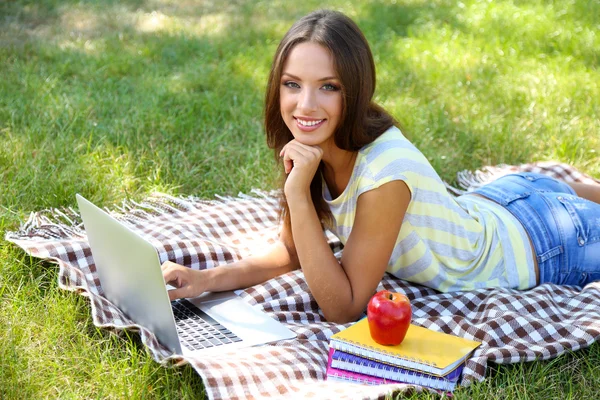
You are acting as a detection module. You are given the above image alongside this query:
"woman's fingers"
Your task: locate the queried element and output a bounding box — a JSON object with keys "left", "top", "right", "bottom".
{"left": 167, "top": 285, "right": 191, "bottom": 301}
{"left": 162, "top": 261, "right": 188, "bottom": 287}
{"left": 162, "top": 261, "right": 206, "bottom": 301}
{"left": 283, "top": 140, "right": 323, "bottom": 157}
{"left": 161, "top": 261, "right": 192, "bottom": 301}
{"left": 282, "top": 150, "right": 294, "bottom": 174}
{"left": 160, "top": 260, "right": 172, "bottom": 271}
{"left": 280, "top": 141, "right": 323, "bottom": 174}
{"left": 282, "top": 146, "right": 311, "bottom": 174}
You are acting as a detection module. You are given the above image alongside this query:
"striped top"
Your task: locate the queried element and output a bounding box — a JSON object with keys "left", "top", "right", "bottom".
{"left": 323, "top": 126, "right": 536, "bottom": 292}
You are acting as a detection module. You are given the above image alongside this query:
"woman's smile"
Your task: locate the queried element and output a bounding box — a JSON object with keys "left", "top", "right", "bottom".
{"left": 295, "top": 117, "right": 326, "bottom": 131}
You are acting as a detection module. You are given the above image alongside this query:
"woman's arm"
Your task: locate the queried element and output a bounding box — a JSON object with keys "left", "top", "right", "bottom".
{"left": 287, "top": 179, "right": 410, "bottom": 323}
{"left": 162, "top": 236, "right": 299, "bottom": 301}
{"left": 164, "top": 177, "right": 409, "bottom": 319}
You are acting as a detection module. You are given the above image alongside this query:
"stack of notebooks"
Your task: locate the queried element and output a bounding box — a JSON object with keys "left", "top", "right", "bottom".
{"left": 326, "top": 318, "right": 481, "bottom": 392}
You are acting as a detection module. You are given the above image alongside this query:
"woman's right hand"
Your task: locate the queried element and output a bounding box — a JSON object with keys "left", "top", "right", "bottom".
{"left": 280, "top": 139, "right": 323, "bottom": 201}
{"left": 161, "top": 261, "right": 207, "bottom": 301}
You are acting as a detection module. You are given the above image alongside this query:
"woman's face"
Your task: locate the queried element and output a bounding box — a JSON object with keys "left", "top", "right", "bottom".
{"left": 279, "top": 42, "right": 342, "bottom": 148}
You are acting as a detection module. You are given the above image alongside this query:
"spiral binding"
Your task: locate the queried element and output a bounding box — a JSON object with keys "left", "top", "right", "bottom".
{"left": 336, "top": 338, "right": 438, "bottom": 367}
{"left": 333, "top": 354, "right": 457, "bottom": 392}
{"left": 328, "top": 372, "right": 382, "bottom": 386}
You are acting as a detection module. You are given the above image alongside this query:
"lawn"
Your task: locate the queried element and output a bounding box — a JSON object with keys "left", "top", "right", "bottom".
{"left": 1, "top": 0, "right": 599, "bottom": 398}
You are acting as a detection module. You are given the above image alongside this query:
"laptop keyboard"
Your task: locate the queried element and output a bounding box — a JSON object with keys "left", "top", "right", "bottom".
{"left": 171, "top": 299, "right": 242, "bottom": 350}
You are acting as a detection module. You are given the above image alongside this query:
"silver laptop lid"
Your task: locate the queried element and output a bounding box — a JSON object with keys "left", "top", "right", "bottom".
{"left": 76, "top": 194, "right": 182, "bottom": 354}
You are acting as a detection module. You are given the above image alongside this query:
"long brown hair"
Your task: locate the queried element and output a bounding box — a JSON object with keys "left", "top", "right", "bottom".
{"left": 264, "top": 10, "right": 396, "bottom": 229}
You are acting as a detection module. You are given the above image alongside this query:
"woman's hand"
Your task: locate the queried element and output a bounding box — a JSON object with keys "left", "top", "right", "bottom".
{"left": 279, "top": 140, "right": 323, "bottom": 201}
{"left": 161, "top": 261, "right": 207, "bottom": 301}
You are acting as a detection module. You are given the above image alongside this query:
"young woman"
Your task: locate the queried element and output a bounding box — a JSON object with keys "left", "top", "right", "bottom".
{"left": 162, "top": 10, "right": 600, "bottom": 324}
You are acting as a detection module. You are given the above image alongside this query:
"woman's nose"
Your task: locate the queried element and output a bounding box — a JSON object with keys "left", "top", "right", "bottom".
{"left": 298, "top": 89, "right": 318, "bottom": 112}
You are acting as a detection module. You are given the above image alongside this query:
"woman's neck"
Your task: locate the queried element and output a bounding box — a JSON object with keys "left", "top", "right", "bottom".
{"left": 320, "top": 144, "right": 358, "bottom": 199}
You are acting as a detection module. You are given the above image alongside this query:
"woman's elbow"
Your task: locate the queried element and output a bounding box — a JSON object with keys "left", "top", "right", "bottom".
{"left": 321, "top": 306, "right": 364, "bottom": 324}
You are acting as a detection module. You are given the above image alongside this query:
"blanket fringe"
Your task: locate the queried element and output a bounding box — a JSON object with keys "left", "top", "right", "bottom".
{"left": 455, "top": 167, "right": 509, "bottom": 192}
{"left": 456, "top": 161, "right": 600, "bottom": 191}
{"left": 5, "top": 190, "right": 279, "bottom": 242}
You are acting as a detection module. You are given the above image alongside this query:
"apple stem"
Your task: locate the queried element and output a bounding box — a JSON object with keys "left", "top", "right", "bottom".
{"left": 388, "top": 294, "right": 394, "bottom": 301}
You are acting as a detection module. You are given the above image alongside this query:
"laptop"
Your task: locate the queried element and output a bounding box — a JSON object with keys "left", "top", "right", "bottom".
{"left": 76, "top": 194, "right": 296, "bottom": 356}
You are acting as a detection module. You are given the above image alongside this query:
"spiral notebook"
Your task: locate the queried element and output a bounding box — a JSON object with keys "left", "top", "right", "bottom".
{"left": 329, "top": 348, "right": 462, "bottom": 391}
{"left": 326, "top": 348, "right": 404, "bottom": 386}
{"left": 329, "top": 318, "right": 480, "bottom": 377}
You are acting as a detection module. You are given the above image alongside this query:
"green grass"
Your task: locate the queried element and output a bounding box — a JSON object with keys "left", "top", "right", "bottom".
{"left": 1, "top": 0, "right": 599, "bottom": 398}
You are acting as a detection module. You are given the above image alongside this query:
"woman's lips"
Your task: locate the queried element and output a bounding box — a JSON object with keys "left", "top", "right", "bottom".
{"left": 295, "top": 117, "right": 325, "bottom": 132}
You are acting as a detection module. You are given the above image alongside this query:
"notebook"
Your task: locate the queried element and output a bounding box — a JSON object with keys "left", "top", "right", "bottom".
{"left": 326, "top": 348, "right": 403, "bottom": 386}
{"left": 329, "top": 318, "right": 480, "bottom": 377}
{"left": 330, "top": 348, "right": 462, "bottom": 392}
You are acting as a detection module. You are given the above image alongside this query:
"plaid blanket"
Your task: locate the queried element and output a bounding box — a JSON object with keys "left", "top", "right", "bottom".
{"left": 6, "top": 162, "right": 600, "bottom": 400}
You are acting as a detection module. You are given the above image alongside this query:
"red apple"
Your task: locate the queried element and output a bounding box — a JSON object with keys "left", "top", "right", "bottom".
{"left": 367, "top": 290, "right": 412, "bottom": 346}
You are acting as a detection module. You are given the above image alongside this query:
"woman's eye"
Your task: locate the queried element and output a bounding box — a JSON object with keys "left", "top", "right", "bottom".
{"left": 283, "top": 81, "right": 300, "bottom": 89}
{"left": 322, "top": 83, "right": 340, "bottom": 91}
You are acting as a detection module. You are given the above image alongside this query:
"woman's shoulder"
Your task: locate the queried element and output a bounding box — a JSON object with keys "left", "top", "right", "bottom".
{"left": 359, "top": 125, "right": 421, "bottom": 161}
{"left": 354, "top": 124, "right": 437, "bottom": 185}
{"left": 349, "top": 126, "right": 417, "bottom": 197}
{"left": 368, "top": 125, "right": 404, "bottom": 144}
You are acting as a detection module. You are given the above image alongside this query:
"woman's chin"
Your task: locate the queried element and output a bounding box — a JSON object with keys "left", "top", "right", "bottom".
{"left": 290, "top": 131, "right": 332, "bottom": 148}
{"left": 293, "top": 137, "right": 320, "bottom": 147}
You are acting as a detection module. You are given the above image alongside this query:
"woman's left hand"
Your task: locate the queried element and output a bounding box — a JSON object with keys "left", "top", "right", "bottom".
{"left": 279, "top": 140, "right": 323, "bottom": 201}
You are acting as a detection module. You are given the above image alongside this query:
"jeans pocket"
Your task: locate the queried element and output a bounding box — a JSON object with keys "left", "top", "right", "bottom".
{"left": 558, "top": 271, "right": 600, "bottom": 287}
{"left": 557, "top": 195, "right": 600, "bottom": 246}
{"left": 497, "top": 191, "right": 530, "bottom": 206}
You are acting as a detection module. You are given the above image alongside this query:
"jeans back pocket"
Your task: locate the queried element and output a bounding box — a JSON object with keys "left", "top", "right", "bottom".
{"left": 557, "top": 195, "right": 600, "bottom": 246}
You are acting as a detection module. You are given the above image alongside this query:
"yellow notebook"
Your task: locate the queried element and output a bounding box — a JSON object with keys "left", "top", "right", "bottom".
{"left": 329, "top": 318, "right": 481, "bottom": 377}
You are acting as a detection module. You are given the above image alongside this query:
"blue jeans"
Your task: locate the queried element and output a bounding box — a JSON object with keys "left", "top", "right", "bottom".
{"left": 472, "top": 172, "right": 600, "bottom": 287}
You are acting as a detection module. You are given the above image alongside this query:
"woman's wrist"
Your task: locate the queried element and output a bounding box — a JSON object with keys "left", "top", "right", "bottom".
{"left": 200, "top": 267, "right": 219, "bottom": 292}
{"left": 284, "top": 190, "right": 313, "bottom": 210}
{"left": 202, "top": 262, "right": 247, "bottom": 293}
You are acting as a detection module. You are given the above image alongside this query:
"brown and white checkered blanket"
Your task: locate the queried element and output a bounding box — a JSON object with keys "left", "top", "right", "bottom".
{"left": 6, "top": 162, "right": 600, "bottom": 400}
